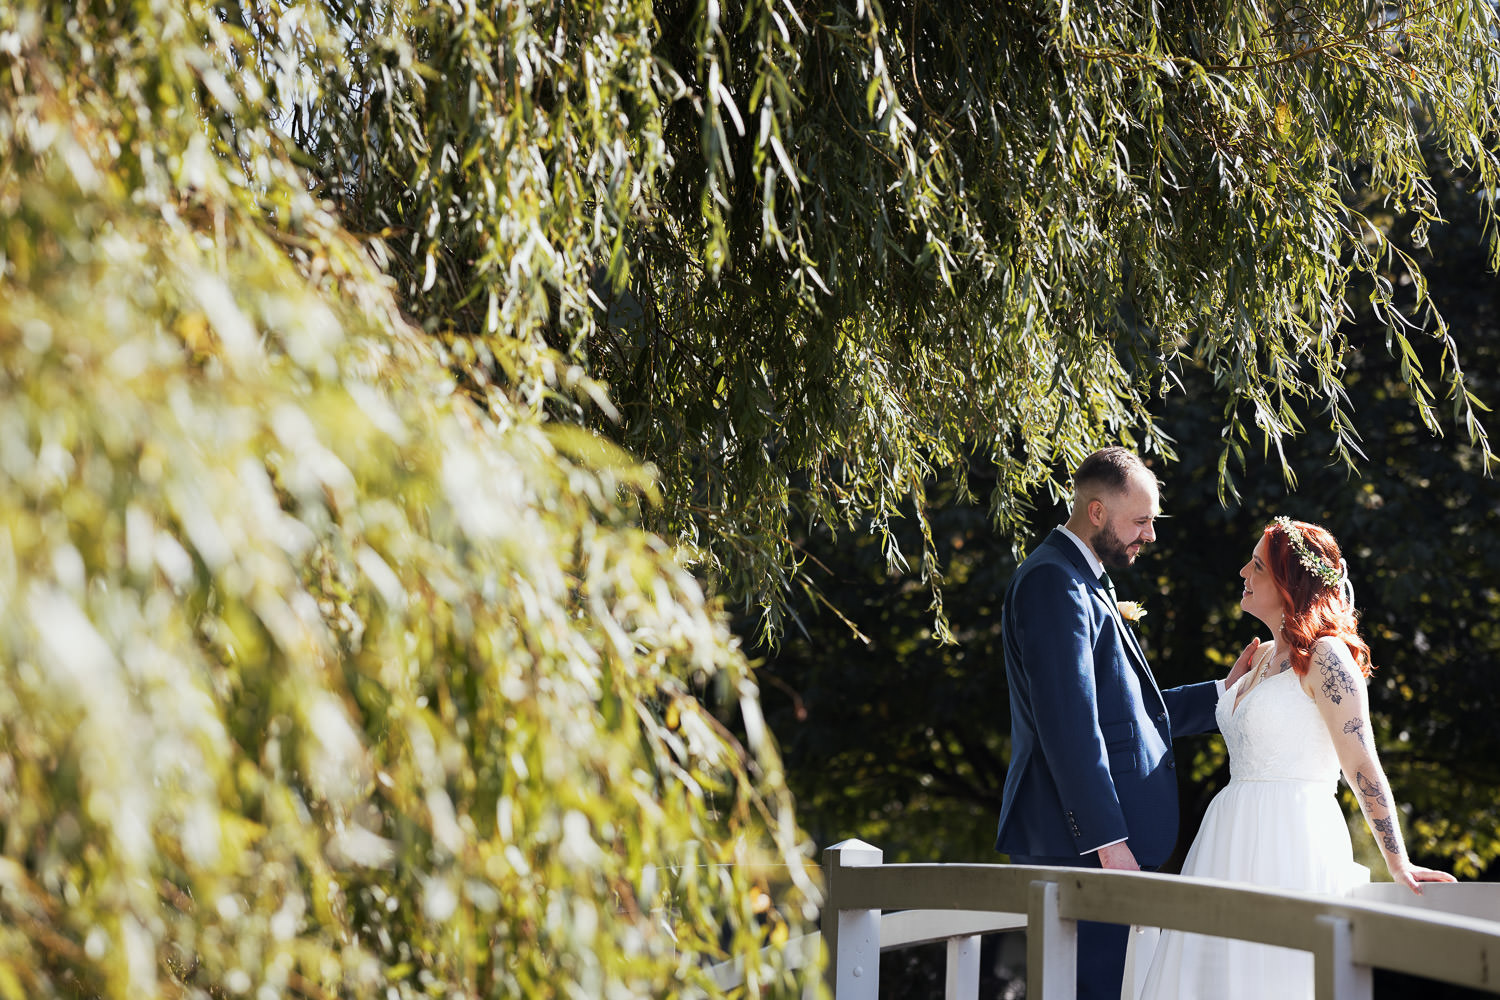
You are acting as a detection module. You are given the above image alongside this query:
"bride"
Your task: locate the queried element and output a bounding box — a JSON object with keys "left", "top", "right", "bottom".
{"left": 1125, "top": 517, "right": 1455, "bottom": 1000}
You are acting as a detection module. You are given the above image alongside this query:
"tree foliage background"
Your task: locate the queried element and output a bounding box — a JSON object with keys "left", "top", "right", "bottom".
{"left": 3, "top": 0, "right": 1499, "bottom": 997}
{"left": 284, "top": 0, "right": 1500, "bottom": 639}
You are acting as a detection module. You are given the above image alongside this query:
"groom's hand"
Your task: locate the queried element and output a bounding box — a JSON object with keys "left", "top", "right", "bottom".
{"left": 1226, "top": 637, "right": 1261, "bottom": 687}
{"left": 1097, "top": 842, "right": 1140, "bottom": 871}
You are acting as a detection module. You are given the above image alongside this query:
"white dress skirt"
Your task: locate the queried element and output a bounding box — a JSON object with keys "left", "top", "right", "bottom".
{"left": 1123, "top": 665, "right": 1369, "bottom": 1000}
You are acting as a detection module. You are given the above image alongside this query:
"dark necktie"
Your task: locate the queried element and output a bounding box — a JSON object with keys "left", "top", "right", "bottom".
{"left": 1099, "top": 571, "right": 1117, "bottom": 602}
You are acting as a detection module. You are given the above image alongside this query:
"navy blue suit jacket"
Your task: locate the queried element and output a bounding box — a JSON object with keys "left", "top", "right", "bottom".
{"left": 995, "top": 530, "right": 1220, "bottom": 868}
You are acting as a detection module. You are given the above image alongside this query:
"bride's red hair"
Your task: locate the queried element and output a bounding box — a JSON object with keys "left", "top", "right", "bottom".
{"left": 1263, "top": 519, "right": 1373, "bottom": 678}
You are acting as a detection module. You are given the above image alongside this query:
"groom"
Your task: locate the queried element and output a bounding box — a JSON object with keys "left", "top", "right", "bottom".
{"left": 995, "top": 447, "right": 1223, "bottom": 1000}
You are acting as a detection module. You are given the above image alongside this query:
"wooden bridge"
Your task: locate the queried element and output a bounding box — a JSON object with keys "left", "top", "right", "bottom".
{"left": 711, "top": 839, "right": 1500, "bottom": 999}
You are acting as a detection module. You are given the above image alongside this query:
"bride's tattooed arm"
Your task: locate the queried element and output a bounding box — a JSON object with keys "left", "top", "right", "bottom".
{"left": 1316, "top": 644, "right": 1359, "bottom": 705}
{"left": 1372, "top": 815, "right": 1400, "bottom": 855}
{"left": 1355, "top": 770, "right": 1389, "bottom": 809}
{"left": 1308, "top": 637, "right": 1413, "bottom": 875}
{"left": 1310, "top": 638, "right": 1456, "bottom": 893}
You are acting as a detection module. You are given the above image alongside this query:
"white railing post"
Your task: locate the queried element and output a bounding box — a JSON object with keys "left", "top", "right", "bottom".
{"left": 1314, "top": 914, "right": 1372, "bottom": 1000}
{"left": 822, "top": 839, "right": 883, "bottom": 1000}
{"left": 944, "top": 935, "right": 981, "bottom": 1000}
{"left": 1027, "top": 878, "right": 1077, "bottom": 1000}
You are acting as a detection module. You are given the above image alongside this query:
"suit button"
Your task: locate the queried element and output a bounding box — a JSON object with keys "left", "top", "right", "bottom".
{"left": 1167, "top": 758, "right": 1176, "bottom": 770}
{"left": 1156, "top": 712, "right": 1167, "bottom": 723}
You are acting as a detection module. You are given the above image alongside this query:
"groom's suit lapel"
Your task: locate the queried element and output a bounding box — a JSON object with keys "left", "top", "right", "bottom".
{"left": 1121, "top": 609, "right": 1166, "bottom": 707}
{"left": 1108, "top": 585, "right": 1166, "bottom": 710}
{"left": 1045, "top": 531, "right": 1165, "bottom": 706}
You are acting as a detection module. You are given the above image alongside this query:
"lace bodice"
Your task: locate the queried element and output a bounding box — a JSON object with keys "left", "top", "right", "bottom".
{"left": 1216, "top": 667, "right": 1341, "bottom": 783}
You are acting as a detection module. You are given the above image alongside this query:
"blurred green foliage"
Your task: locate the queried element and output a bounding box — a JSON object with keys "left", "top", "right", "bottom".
{"left": 0, "top": 3, "right": 815, "bottom": 998}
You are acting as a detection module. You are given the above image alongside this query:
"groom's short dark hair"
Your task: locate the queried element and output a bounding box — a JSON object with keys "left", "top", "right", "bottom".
{"left": 1073, "top": 447, "right": 1152, "bottom": 496}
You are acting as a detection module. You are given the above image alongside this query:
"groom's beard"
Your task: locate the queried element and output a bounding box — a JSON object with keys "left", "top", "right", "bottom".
{"left": 1093, "top": 523, "right": 1142, "bottom": 568}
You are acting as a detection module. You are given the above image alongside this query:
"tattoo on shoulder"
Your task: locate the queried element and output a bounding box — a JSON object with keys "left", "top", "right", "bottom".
{"left": 1373, "top": 815, "right": 1399, "bottom": 854}
{"left": 1317, "top": 646, "right": 1358, "bottom": 705}
{"left": 1343, "top": 718, "right": 1368, "bottom": 747}
{"left": 1356, "top": 770, "right": 1390, "bottom": 809}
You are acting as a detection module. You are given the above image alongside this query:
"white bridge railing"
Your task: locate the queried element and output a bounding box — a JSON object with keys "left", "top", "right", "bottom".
{"left": 711, "top": 838, "right": 1500, "bottom": 999}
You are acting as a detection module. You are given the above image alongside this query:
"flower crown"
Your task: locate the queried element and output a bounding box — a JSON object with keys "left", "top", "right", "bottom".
{"left": 1272, "top": 516, "right": 1344, "bottom": 588}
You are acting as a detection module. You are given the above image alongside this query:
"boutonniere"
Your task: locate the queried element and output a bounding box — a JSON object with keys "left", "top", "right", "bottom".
{"left": 1117, "top": 601, "right": 1146, "bottom": 626}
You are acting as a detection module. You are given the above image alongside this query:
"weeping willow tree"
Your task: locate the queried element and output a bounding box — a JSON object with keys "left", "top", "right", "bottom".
{"left": 267, "top": 0, "right": 1500, "bottom": 638}
{"left": 0, "top": 4, "right": 816, "bottom": 999}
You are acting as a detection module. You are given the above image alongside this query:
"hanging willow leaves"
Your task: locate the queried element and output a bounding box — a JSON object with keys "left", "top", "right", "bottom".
{"left": 281, "top": 0, "right": 1500, "bottom": 639}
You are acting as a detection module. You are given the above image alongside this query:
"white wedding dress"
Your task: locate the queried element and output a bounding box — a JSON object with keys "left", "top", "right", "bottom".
{"left": 1124, "top": 664, "right": 1370, "bottom": 1000}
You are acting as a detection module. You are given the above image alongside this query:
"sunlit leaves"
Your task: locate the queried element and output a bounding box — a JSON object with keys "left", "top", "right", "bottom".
{"left": 0, "top": 2, "right": 819, "bottom": 998}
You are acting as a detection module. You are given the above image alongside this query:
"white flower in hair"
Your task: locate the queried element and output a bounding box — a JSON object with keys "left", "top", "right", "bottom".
{"left": 1272, "top": 516, "right": 1354, "bottom": 604}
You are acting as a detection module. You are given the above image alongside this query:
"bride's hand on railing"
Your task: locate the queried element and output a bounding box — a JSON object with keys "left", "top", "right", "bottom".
{"left": 1224, "top": 637, "right": 1260, "bottom": 688}
{"left": 1391, "top": 860, "right": 1458, "bottom": 895}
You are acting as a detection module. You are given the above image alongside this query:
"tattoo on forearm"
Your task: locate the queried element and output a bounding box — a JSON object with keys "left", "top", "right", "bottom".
{"left": 1373, "top": 815, "right": 1399, "bottom": 855}
{"left": 1343, "top": 718, "right": 1368, "bottom": 747}
{"left": 1356, "top": 771, "right": 1390, "bottom": 809}
{"left": 1317, "top": 647, "right": 1358, "bottom": 705}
